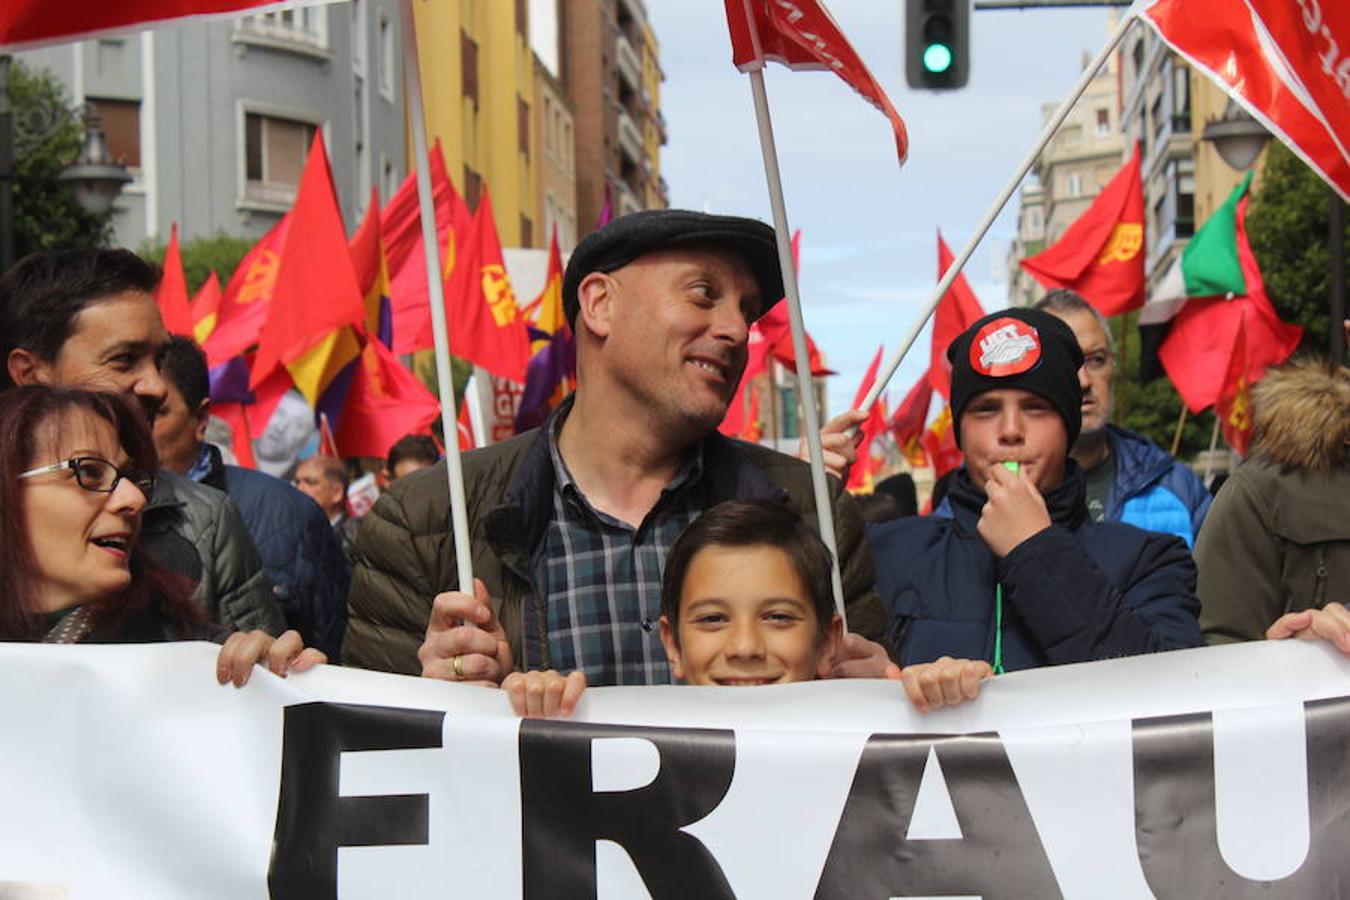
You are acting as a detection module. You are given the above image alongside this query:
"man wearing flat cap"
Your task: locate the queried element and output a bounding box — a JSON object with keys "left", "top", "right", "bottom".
{"left": 345, "top": 210, "right": 892, "bottom": 683}
{"left": 867, "top": 308, "right": 1204, "bottom": 683}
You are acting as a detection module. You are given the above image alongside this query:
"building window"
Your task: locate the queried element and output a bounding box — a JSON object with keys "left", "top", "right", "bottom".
{"left": 378, "top": 14, "right": 395, "bottom": 99}
{"left": 381, "top": 154, "right": 398, "bottom": 202}
{"left": 1065, "top": 171, "right": 1083, "bottom": 197}
{"left": 463, "top": 166, "right": 482, "bottom": 211}
{"left": 1171, "top": 64, "right": 1191, "bottom": 133}
{"left": 350, "top": 0, "right": 365, "bottom": 73}
{"left": 244, "top": 112, "right": 317, "bottom": 205}
{"left": 520, "top": 215, "right": 533, "bottom": 248}
{"left": 518, "top": 97, "right": 530, "bottom": 158}
{"left": 1095, "top": 108, "right": 1110, "bottom": 137}
{"left": 1175, "top": 166, "right": 1195, "bottom": 238}
{"left": 1131, "top": 40, "right": 1145, "bottom": 82}
{"left": 515, "top": 0, "right": 527, "bottom": 39}
{"left": 237, "top": 7, "right": 328, "bottom": 51}
{"left": 1151, "top": 93, "right": 1166, "bottom": 143}
{"left": 88, "top": 98, "right": 140, "bottom": 168}
{"left": 462, "top": 31, "right": 479, "bottom": 108}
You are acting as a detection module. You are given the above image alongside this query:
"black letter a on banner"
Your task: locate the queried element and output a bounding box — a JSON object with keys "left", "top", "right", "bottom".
{"left": 1133, "top": 696, "right": 1350, "bottom": 897}
{"left": 518, "top": 720, "right": 736, "bottom": 900}
{"left": 815, "top": 732, "right": 1062, "bottom": 899}
{"left": 267, "top": 702, "right": 444, "bottom": 899}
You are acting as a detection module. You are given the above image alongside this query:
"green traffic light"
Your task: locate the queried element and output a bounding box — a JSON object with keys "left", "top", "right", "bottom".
{"left": 923, "top": 42, "right": 953, "bottom": 73}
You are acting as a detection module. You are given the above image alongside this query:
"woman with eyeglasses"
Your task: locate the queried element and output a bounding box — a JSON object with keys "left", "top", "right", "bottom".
{"left": 1, "top": 385, "right": 324, "bottom": 685}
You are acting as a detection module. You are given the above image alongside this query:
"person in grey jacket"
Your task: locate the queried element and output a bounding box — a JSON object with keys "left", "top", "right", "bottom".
{"left": 0, "top": 248, "right": 283, "bottom": 634}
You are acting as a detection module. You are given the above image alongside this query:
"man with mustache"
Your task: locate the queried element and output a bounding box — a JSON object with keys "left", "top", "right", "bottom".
{"left": 346, "top": 210, "right": 891, "bottom": 685}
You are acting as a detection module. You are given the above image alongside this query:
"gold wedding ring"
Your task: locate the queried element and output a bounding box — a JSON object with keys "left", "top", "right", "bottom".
{"left": 452, "top": 654, "right": 464, "bottom": 679}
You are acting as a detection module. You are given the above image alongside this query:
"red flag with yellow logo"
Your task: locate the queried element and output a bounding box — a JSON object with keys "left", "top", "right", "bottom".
{"left": 890, "top": 371, "right": 933, "bottom": 469}
{"left": 1215, "top": 313, "right": 1256, "bottom": 456}
{"left": 416, "top": 187, "right": 531, "bottom": 383}
{"left": 203, "top": 216, "right": 291, "bottom": 367}
{"left": 1020, "top": 144, "right": 1146, "bottom": 316}
{"left": 920, "top": 405, "right": 963, "bottom": 479}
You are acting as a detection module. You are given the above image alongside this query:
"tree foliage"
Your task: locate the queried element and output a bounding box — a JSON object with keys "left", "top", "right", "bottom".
{"left": 1245, "top": 141, "right": 1349, "bottom": 355}
{"left": 9, "top": 61, "right": 112, "bottom": 259}
{"left": 140, "top": 232, "right": 255, "bottom": 295}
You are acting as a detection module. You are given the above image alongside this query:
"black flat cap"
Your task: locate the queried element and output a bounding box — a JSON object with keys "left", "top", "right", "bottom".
{"left": 562, "top": 209, "right": 784, "bottom": 327}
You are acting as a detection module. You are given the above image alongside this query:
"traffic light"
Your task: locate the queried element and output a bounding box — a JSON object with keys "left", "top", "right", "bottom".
{"left": 906, "top": 0, "right": 970, "bottom": 90}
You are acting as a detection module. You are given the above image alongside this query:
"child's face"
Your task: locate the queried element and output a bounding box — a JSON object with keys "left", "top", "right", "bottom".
{"left": 660, "top": 544, "right": 841, "bottom": 686}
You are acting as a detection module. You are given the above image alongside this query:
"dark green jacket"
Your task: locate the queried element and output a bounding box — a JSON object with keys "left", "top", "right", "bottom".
{"left": 345, "top": 426, "right": 886, "bottom": 675}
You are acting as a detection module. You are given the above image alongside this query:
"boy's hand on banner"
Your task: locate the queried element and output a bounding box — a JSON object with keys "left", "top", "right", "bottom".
{"left": 503, "top": 669, "right": 587, "bottom": 718}
{"left": 419, "top": 578, "right": 514, "bottom": 686}
{"left": 978, "top": 464, "right": 1051, "bottom": 558}
{"left": 799, "top": 409, "right": 868, "bottom": 481}
{"left": 1267, "top": 602, "right": 1350, "bottom": 656}
{"left": 830, "top": 633, "right": 902, "bottom": 680}
{"left": 899, "top": 657, "right": 992, "bottom": 713}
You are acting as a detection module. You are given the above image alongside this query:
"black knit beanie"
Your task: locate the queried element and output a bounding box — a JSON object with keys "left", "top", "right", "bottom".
{"left": 946, "top": 307, "right": 1085, "bottom": 449}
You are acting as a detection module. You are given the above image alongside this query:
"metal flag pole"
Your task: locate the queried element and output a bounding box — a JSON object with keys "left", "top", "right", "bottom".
{"left": 860, "top": 3, "right": 1140, "bottom": 411}
{"left": 398, "top": 0, "right": 473, "bottom": 591}
{"left": 740, "top": 0, "right": 848, "bottom": 629}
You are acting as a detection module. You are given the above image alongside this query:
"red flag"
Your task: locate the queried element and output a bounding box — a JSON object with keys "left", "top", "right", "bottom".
{"left": 723, "top": 0, "right": 908, "bottom": 164}
{"left": 203, "top": 217, "right": 290, "bottom": 367}
{"left": 334, "top": 340, "right": 441, "bottom": 459}
{"left": 457, "top": 399, "right": 476, "bottom": 451}
{"left": 189, "top": 271, "right": 221, "bottom": 344}
{"left": 416, "top": 188, "right": 531, "bottom": 382}
{"left": 211, "top": 360, "right": 289, "bottom": 469}
{"left": 932, "top": 232, "right": 986, "bottom": 400}
{"left": 1142, "top": 0, "right": 1349, "bottom": 200}
{"left": 921, "top": 405, "right": 963, "bottom": 478}
{"left": 155, "top": 222, "right": 193, "bottom": 336}
{"left": 0, "top": 0, "right": 272, "bottom": 50}
{"left": 1159, "top": 193, "right": 1302, "bottom": 412}
{"left": 1215, "top": 314, "right": 1255, "bottom": 456}
{"left": 889, "top": 371, "right": 933, "bottom": 468}
{"left": 250, "top": 132, "right": 366, "bottom": 388}
{"left": 719, "top": 316, "right": 771, "bottom": 438}
{"left": 846, "top": 346, "right": 887, "bottom": 491}
{"left": 384, "top": 141, "right": 474, "bottom": 355}
{"left": 1021, "top": 144, "right": 1147, "bottom": 316}
{"left": 349, "top": 188, "right": 394, "bottom": 345}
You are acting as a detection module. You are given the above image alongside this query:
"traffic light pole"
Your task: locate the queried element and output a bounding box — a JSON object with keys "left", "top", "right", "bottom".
{"left": 861, "top": 5, "right": 1139, "bottom": 411}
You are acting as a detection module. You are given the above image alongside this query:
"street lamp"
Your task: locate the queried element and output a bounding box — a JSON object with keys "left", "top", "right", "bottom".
{"left": 1200, "top": 99, "right": 1269, "bottom": 171}
{"left": 57, "top": 104, "right": 132, "bottom": 217}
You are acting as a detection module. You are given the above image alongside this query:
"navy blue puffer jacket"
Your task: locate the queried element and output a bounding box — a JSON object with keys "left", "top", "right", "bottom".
{"left": 868, "top": 464, "right": 1203, "bottom": 672}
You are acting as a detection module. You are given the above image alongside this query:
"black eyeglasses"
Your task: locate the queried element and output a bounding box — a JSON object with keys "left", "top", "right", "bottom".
{"left": 19, "top": 456, "right": 156, "bottom": 499}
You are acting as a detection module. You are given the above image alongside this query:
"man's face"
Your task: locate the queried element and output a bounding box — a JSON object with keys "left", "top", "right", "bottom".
{"left": 24, "top": 291, "right": 171, "bottom": 420}
{"left": 153, "top": 380, "right": 208, "bottom": 476}
{"left": 294, "top": 459, "right": 345, "bottom": 517}
{"left": 959, "top": 388, "right": 1069, "bottom": 492}
{"left": 1051, "top": 308, "right": 1114, "bottom": 438}
{"left": 589, "top": 247, "right": 759, "bottom": 434}
{"left": 659, "top": 544, "right": 840, "bottom": 686}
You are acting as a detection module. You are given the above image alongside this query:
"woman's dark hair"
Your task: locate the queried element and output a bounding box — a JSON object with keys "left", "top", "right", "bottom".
{"left": 0, "top": 386, "right": 199, "bottom": 640}
{"left": 660, "top": 499, "right": 834, "bottom": 641}
{"left": 0, "top": 248, "right": 161, "bottom": 390}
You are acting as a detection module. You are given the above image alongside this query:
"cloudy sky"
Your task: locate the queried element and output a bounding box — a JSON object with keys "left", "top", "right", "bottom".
{"left": 648, "top": 0, "right": 1115, "bottom": 417}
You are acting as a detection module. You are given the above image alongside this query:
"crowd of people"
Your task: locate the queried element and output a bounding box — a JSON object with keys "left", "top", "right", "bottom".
{"left": 0, "top": 209, "right": 1345, "bottom": 718}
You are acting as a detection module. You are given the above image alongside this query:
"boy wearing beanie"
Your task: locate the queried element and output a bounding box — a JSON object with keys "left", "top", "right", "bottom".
{"left": 868, "top": 308, "right": 1204, "bottom": 676}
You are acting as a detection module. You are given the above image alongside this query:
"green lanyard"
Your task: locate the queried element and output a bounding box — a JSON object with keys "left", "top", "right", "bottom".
{"left": 992, "top": 583, "right": 1005, "bottom": 675}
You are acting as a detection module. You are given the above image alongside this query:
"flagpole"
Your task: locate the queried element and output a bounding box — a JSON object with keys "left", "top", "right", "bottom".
{"left": 1202, "top": 415, "right": 1221, "bottom": 482}
{"left": 398, "top": 0, "right": 474, "bottom": 591}
{"left": 1169, "top": 404, "right": 1188, "bottom": 456}
{"left": 741, "top": 4, "right": 847, "bottom": 629}
{"left": 860, "top": 4, "right": 1140, "bottom": 411}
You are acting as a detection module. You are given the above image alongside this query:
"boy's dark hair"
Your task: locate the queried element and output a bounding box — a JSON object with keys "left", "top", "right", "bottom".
{"left": 160, "top": 335, "right": 211, "bottom": 410}
{"left": 386, "top": 434, "right": 440, "bottom": 470}
{"left": 0, "top": 248, "right": 161, "bottom": 390}
{"left": 660, "top": 499, "right": 834, "bottom": 641}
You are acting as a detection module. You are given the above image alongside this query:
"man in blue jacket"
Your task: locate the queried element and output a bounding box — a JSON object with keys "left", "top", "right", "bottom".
{"left": 155, "top": 335, "right": 350, "bottom": 660}
{"left": 869, "top": 308, "right": 1203, "bottom": 672}
{"left": 1035, "top": 289, "right": 1210, "bottom": 547}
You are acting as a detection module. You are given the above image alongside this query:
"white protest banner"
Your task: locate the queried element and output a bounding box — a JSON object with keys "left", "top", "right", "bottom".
{"left": 0, "top": 640, "right": 1347, "bottom": 898}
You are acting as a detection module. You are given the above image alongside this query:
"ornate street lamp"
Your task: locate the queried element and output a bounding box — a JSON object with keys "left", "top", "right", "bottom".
{"left": 57, "top": 104, "right": 132, "bottom": 217}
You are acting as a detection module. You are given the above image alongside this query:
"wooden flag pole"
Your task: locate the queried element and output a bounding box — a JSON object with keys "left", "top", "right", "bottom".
{"left": 1169, "top": 403, "right": 1189, "bottom": 457}
{"left": 398, "top": 0, "right": 473, "bottom": 591}
{"left": 740, "top": 0, "right": 847, "bottom": 629}
{"left": 860, "top": 4, "right": 1141, "bottom": 412}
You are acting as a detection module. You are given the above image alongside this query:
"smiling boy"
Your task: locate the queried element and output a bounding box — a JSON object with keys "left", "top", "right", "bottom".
{"left": 868, "top": 308, "right": 1204, "bottom": 674}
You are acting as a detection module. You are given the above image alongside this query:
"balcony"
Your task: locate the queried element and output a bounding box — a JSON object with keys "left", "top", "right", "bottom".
{"left": 617, "top": 107, "right": 644, "bottom": 164}
{"left": 616, "top": 179, "right": 642, "bottom": 216}
{"left": 615, "top": 33, "right": 641, "bottom": 92}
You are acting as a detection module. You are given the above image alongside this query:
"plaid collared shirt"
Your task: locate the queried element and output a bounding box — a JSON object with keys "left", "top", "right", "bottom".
{"left": 529, "top": 421, "right": 704, "bottom": 686}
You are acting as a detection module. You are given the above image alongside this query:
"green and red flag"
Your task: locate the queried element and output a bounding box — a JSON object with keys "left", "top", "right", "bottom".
{"left": 1021, "top": 144, "right": 1147, "bottom": 316}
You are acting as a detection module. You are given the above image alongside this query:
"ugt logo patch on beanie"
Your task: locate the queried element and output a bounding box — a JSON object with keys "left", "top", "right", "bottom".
{"left": 971, "top": 317, "right": 1042, "bottom": 378}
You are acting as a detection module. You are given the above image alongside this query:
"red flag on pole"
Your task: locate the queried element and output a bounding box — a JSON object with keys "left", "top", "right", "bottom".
{"left": 189, "top": 271, "right": 221, "bottom": 344}
{"left": 1020, "top": 144, "right": 1147, "bottom": 316}
{"left": 203, "top": 217, "right": 290, "bottom": 367}
{"left": 931, "top": 232, "right": 986, "bottom": 401}
{"left": 250, "top": 132, "right": 367, "bottom": 388}
{"left": 334, "top": 339, "right": 441, "bottom": 459}
{"left": 723, "top": 0, "right": 909, "bottom": 164}
{"left": 889, "top": 370, "right": 933, "bottom": 468}
{"left": 155, "top": 223, "right": 194, "bottom": 336}
{"left": 416, "top": 188, "right": 531, "bottom": 383}
{"left": 1159, "top": 193, "right": 1302, "bottom": 412}
{"left": 1215, "top": 313, "right": 1255, "bottom": 456}
{"left": 0, "top": 0, "right": 273, "bottom": 50}
{"left": 921, "top": 405, "right": 963, "bottom": 479}
{"left": 846, "top": 346, "right": 887, "bottom": 491}
{"left": 1142, "top": 0, "right": 1349, "bottom": 200}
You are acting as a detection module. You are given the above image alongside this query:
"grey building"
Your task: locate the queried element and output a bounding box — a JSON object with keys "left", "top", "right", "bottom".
{"left": 18, "top": 1, "right": 406, "bottom": 247}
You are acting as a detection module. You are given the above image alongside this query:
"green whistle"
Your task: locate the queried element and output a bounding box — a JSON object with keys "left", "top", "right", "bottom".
{"left": 1002, "top": 461, "right": 1021, "bottom": 474}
